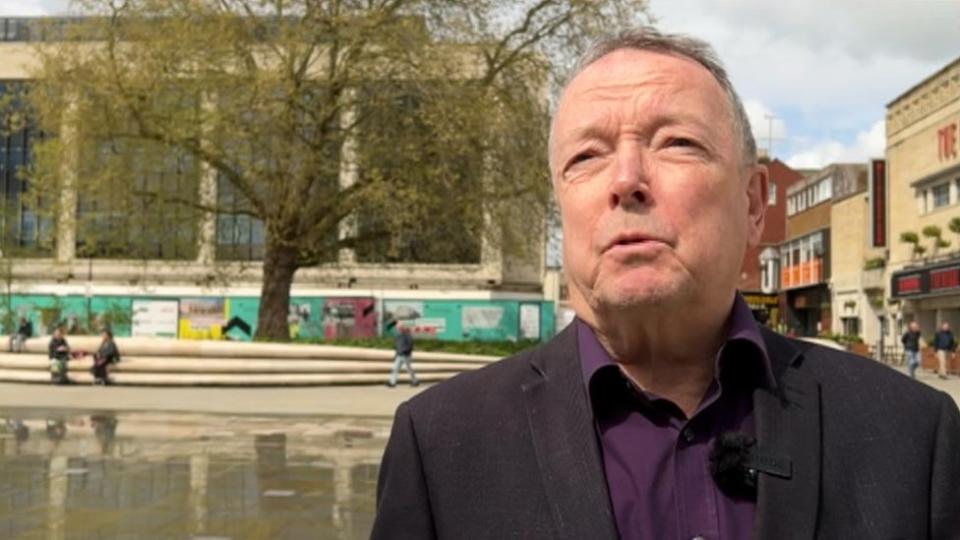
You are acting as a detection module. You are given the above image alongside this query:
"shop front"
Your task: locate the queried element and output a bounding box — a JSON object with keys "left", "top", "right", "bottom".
{"left": 741, "top": 292, "right": 780, "bottom": 327}
{"left": 784, "top": 285, "right": 831, "bottom": 337}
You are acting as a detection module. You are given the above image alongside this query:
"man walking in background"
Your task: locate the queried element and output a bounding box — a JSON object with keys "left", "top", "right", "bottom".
{"left": 901, "top": 320, "right": 922, "bottom": 379}
{"left": 934, "top": 321, "right": 956, "bottom": 380}
{"left": 388, "top": 325, "right": 419, "bottom": 388}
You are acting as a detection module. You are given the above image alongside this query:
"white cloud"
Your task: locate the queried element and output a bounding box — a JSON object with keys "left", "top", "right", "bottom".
{"left": 0, "top": 1, "right": 70, "bottom": 16}
{"left": 786, "top": 120, "right": 885, "bottom": 169}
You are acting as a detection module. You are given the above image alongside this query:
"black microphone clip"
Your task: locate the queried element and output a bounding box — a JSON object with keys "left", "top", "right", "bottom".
{"left": 709, "top": 431, "right": 792, "bottom": 500}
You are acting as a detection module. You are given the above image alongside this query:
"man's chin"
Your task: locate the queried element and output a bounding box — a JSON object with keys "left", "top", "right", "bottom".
{"left": 595, "top": 282, "right": 686, "bottom": 310}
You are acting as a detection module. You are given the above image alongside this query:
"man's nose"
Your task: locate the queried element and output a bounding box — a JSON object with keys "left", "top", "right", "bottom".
{"left": 608, "top": 145, "right": 650, "bottom": 210}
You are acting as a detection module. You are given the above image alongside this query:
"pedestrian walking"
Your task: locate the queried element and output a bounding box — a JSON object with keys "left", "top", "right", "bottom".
{"left": 934, "top": 322, "right": 956, "bottom": 380}
{"left": 8, "top": 317, "right": 33, "bottom": 353}
{"left": 48, "top": 327, "right": 70, "bottom": 385}
{"left": 901, "top": 321, "right": 922, "bottom": 379}
{"left": 91, "top": 329, "right": 121, "bottom": 385}
{"left": 388, "top": 325, "right": 419, "bottom": 388}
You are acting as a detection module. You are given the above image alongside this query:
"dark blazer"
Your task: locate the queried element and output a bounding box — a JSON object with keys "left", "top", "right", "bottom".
{"left": 372, "top": 324, "right": 960, "bottom": 539}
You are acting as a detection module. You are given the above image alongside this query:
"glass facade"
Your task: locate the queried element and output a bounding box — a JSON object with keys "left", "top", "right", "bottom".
{"left": 0, "top": 81, "right": 53, "bottom": 255}
{"left": 76, "top": 138, "right": 200, "bottom": 259}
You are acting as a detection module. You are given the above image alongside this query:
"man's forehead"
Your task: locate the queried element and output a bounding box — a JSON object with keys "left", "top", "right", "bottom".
{"left": 552, "top": 50, "right": 729, "bottom": 140}
{"left": 561, "top": 49, "right": 719, "bottom": 103}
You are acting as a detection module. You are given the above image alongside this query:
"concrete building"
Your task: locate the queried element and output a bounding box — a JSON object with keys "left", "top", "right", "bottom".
{"left": 887, "top": 56, "right": 960, "bottom": 341}
{"left": 738, "top": 158, "right": 805, "bottom": 326}
{"left": 781, "top": 163, "right": 866, "bottom": 336}
{"left": 0, "top": 17, "right": 555, "bottom": 343}
{"left": 829, "top": 161, "right": 885, "bottom": 347}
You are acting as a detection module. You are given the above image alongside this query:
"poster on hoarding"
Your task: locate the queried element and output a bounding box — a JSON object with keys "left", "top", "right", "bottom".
{"left": 519, "top": 304, "right": 540, "bottom": 340}
{"left": 179, "top": 298, "right": 227, "bottom": 339}
{"left": 383, "top": 301, "right": 445, "bottom": 337}
{"left": 131, "top": 300, "right": 179, "bottom": 338}
{"left": 462, "top": 306, "right": 504, "bottom": 330}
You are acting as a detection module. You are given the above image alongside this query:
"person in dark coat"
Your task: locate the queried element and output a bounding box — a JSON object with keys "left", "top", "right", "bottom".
{"left": 9, "top": 316, "right": 33, "bottom": 353}
{"left": 934, "top": 321, "right": 957, "bottom": 380}
{"left": 91, "top": 329, "right": 121, "bottom": 385}
{"left": 47, "top": 327, "right": 70, "bottom": 385}
{"left": 901, "top": 320, "right": 922, "bottom": 379}
{"left": 388, "top": 325, "right": 419, "bottom": 388}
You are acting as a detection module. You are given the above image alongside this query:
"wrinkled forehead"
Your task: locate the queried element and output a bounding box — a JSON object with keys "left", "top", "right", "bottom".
{"left": 549, "top": 49, "right": 734, "bottom": 162}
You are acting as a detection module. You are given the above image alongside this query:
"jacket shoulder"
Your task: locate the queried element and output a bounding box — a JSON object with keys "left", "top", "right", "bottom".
{"left": 785, "top": 336, "right": 948, "bottom": 412}
{"left": 403, "top": 344, "right": 540, "bottom": 415}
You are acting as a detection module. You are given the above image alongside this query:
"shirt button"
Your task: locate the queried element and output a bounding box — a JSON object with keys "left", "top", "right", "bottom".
{"left": 681, "top": 427, "right": 695, "bottom": 443}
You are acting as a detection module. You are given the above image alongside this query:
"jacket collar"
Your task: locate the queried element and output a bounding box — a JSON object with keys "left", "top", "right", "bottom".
{"left": 753, "top": 327, "right": 822, "bottom": 540}
{"left": 522, "top": 323, "right": 619, "bottom": 540}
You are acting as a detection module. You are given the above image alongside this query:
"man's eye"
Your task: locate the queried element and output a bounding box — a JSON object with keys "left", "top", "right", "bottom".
{"left": 568, "top": 152, "right": 596, "bottom": 167}
{"left": 668, "top": 137, "right": 697, "bottom": 148}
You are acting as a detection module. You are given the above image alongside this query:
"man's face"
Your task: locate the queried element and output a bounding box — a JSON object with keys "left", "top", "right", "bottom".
{"left": 910, "top": 322, "right": 920, "bottom": 332}
{"left": 550, "top": 49, "right": 766, "bottom": 315}
{"left": 942, "top": 323, "right": 950, "bottom": 331}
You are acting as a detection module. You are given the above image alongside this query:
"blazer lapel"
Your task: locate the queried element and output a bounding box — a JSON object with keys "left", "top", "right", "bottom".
{"left": 754, "top": 329, "right": 822, "bottom": 540}
{"left": 522, "top": 324, "right": 619, "bottom": 540}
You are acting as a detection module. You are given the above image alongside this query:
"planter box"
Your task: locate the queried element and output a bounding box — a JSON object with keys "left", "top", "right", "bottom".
{"left": 920, "top": 347, "right": 960, "bottom": 374}
{"left": 847, "top": 343, "right": 871, "bottom": 358}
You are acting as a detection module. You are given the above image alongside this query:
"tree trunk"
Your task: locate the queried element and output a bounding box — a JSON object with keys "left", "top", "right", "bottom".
{"left": 255, "top": 239, "right": 299, "bottom": 342}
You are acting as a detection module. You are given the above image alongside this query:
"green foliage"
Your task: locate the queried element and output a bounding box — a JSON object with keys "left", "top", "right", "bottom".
{"left": 819, "top": 331, "right": 863, "bottom": 346}
{"left": 899, "top": 231, "right": 919, "bottom": 244}
{"left": 949, "top": 217, "right": 960, "bottom": 235}
{"left": 863, "top": 257, "right": 886, "bottom": 270}
{"left": 922, "top": 225, "right": 943, "bottom": 239}
{"left": 294, "top": 336, "right": 541, "bottom": 357}
{"left": 936, "top": 238, "right": 951, "bottom": 249}
{"left": 914, "top": 245, "right": 927, "bottom": 256}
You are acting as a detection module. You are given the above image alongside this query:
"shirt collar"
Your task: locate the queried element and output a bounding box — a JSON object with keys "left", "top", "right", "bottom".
{"left": 577, "top": 293, "right": 776, "bottom": 393}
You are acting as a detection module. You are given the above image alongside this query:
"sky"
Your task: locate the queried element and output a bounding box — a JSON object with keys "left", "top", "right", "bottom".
{"left": 650, "top": 0, "right": 960, "bottom": 169}
{"left": 3, "top": 0, "right": 960, "bottom": 170}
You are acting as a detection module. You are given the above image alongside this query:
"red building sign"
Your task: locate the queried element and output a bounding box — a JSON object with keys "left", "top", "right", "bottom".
{"left": 939, "top": 121, "right": 958, "bottom": 161}
{"left": 896, "top": 274, "right": 923, "bottom": 295}
{"left": 870, "top": 159, "right": 886, "bottom": 247}
{"left": 893, "top": 263, "right": 960, "bottom": 298}
{"left": 931, "top": 267, "right": 960, "bottom": 292}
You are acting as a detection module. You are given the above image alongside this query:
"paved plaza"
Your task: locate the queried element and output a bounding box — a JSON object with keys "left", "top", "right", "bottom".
{"left": 0, "top": 361, "right": 956, "bottom": 539}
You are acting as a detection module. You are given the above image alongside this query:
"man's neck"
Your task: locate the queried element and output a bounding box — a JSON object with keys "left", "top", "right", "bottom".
{"left": 581, "top": 296, "right": 734, "bottom": 418}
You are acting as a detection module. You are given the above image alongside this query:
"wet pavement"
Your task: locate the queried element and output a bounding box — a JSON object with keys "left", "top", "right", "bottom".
{"left": 0, "top": 409, "right": 391, "bottom": 540}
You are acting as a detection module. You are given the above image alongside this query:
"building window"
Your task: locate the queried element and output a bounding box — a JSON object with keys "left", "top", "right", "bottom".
{"left": 216, "top": 176, "right": 266, "bottom": 261}
{"left": 841, "top": 316, "right": 861, "bottom": 337}
{"left": 76, "top": 140, "right": 199, "bottom": 260}
{"left": 819, "top": 178, "right": 832, "bottom": 201}
{"left": 0, "top": 81, "right": 53, "bottom": 255}
{"left": 932, "top": 182, "right": 950, "bottom": 210}
{"left": 768, "top": 183, "right": 777, "bottom": 206}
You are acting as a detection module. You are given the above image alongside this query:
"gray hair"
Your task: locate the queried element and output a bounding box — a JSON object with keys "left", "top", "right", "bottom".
{"left": 558, "top": 27, "right": 757, "bottom": 167}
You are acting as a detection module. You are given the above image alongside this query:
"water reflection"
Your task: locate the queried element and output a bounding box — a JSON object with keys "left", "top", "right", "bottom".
{"left": 0, "top": 409, "right": 390, "bottom": 539}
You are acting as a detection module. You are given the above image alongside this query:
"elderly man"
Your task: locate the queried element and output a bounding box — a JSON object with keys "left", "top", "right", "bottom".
{"left": 372, "top": 27, "right": 960, "bottom": 539}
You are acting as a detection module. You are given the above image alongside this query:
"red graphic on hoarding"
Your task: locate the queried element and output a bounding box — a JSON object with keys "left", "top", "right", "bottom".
{"left": 931, "top": 267, "right": 960, "bottom": 291}
{"left": 939, "top": 122, "right": 958, "bottom": 161}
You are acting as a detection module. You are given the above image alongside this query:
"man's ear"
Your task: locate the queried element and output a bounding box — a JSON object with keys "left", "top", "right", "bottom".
{"left": 745, "top": 164, "right": 769, "bottom": 248}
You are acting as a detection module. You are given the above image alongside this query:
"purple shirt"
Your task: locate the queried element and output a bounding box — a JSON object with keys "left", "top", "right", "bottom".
{"left": 578, "top": 294, "right": 775, "bottom": 540}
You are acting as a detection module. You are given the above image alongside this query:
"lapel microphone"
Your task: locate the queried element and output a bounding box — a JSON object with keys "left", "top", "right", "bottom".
{"left": 708, "top": 431, "right": 792, "bottom": 500}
